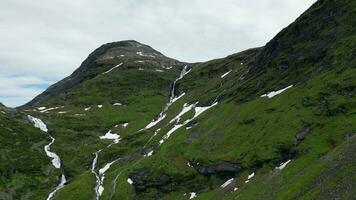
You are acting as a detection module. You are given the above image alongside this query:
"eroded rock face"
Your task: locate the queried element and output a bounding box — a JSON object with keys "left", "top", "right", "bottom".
{"left": 196, "top": 161, "right": 242, "bottom": 175}
{"left": 295, "top": 126, "right": 311, "bottom": 143}
{"left": 129, "top": 170, "right": 171, "bottom": 191}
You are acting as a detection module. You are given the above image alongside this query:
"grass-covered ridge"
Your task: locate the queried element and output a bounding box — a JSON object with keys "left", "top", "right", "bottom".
{"left": 2, "top": 0, "right": 354, "bottom": 199}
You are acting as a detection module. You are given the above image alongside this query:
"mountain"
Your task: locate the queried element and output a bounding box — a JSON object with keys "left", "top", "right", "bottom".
{"left": 1, "top": 0, "right": 355, "bottom": 199}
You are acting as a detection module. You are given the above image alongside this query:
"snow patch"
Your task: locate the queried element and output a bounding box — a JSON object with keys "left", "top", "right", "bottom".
{"left": 245, "top": 172, "right": 255, "bottom": 183}
{"left": 84, "top": 107, "right": 91, "bottom": 111}
{"left": 221, "top": 178, "right": 234, "bottom": 188}
{"left": 169, "top": 103, "right": 194, "bottom": 123}
{"left": 100, "top": 130, "right": 121, "bottom": 143}
{"left": 221, "top": 70, "right": 232, "bottom": 78}
{"left": 145, "top": 114, "right": 166, "bottom": 129}
{"left": 261, "top": 85, "right": 293, "bottom": 98}
{"left": 171, "top": 92, "right": 185, "bottom": 103}
{"left": 103, "top": 63, "right": 123, "bottom": 74}
{"left": 189, "top": 192, "right": 197, "bottom": 199}
{"left": 127, "top": 178, "right": 133, "bottom": 185}
{"left": 40, "top": 106, "right": 64, "bottom": 113}
{"left": 97, "top": 105, "right": 103, "bottom": 108}
{"left": 122, "top": 123, "right": 129, "bottom": 128}
{"left": 248, "top": 172, "right": 255, "bottom": 179}
{"left": 276, "top": 160, "right": 291, "bottom": 170}
{"left": 144, "top": 150, "right": 154, "bottom": 157}
{"left": 37, "top": 107, "right": 46, "bottom": 111}
{"left": 113, "top": 103, "right": 122, "bottom": 106}
{"left": 137, "top": 51, "right": 155, "bottom": 58}
{"left": 193, "top": 102, "right": 218, "bottom": 119}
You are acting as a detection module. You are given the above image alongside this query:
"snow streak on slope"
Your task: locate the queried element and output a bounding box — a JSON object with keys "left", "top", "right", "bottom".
{"left": 276, "top": 160, "right": 292, "bottom": 170}
{"left": 159, "top": 101, "right": 218, "bottom": 145}
{"left": 221, "top": 178, "right": 234, "bottom": 188}
{"left": 92, "top": 128, "right": 124, "bottom": 200}
{"left": 221, "top": 70, "right": 232, "bottom": 78}
{"left": 27, "top": 115, "right": 66, "bottom": 200}
{"left": 102, "top": 63, "right": 123, "bottom": 74}
{"left": 261, "top": 85, "right": 293, "bottom": 98}
{"left": 142, "top": 65, "right": 190, "bottom": 130}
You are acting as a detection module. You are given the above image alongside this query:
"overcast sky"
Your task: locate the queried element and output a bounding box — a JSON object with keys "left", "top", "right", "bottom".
{"left": 0, "top": 0, "right": 316, "bottom": 107}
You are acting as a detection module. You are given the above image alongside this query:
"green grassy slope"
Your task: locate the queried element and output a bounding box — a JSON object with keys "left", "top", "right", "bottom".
{"left": 7, "top": 0, "right": 355, "bottom": 199}
{"left": 0, "top": 105, "right": 58, "bottom": 200}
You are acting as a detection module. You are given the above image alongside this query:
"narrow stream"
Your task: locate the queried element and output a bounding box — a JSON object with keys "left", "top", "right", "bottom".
{"left": 109, "top": 65, "right": 191, "bottom": 198}
{"left": 27, "top": 115, "right": 66, "bottom": 200}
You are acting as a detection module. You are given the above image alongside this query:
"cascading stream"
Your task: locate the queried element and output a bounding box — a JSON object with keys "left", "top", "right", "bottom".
{"left": 27, "top": 115, "right": 66, "bottom": 200}
{"left": 109, "top": 65, "right": 191, "bottom": 198}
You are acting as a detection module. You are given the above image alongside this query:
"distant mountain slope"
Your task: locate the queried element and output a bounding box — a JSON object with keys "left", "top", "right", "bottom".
{"left": 4, "top": 0, "right": 355, "bottom": 199}
{"left": 23, "top": 40, "right": 186, "bottom": 108}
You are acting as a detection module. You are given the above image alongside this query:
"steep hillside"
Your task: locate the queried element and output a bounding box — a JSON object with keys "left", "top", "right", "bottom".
{"left": 4, "top": 0, "right": 355, "bottom": 199}
{"left": 0, "top": 104, "right": 59, "bottom": 200}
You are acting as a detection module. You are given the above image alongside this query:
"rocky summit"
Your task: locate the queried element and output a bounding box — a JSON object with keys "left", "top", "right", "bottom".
{"left": 1, "top": 0, "right": 355, "bottom": 200}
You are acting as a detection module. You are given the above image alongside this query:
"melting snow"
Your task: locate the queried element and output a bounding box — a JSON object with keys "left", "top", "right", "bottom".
{"left": 193, "top": 102, "right": 218, "bottom": 119}
{"left": 221, "top": 70, "right": 232, "bottom": 78}
{"left": 135, "top": 61, "right": 144, "bottom": 63}
{"left": 145, "top": 114, "right": 166, "bottom": 129}
{"left": 122, "top": 123, "right": 129, "bottom": 128}
{"left": 171, "top": 93, "right": 185, "bottom": 103}
{"left": 138, "top": 68, "right": 144, "bottom": 71}
{"left": 162, "top": 124, "right": 183, "bottom": 141}
{"left": 155, "top": 69, "right": 164, "bottom": 72}
{"left": 248, "top": 172, "right": 255, "bottom": 179}
{"left": 84, "top": 107, "right": 91, "bottom": 111}
{"left": 103, "top": 63, "right": 123, "bottom": 74}
{"left": 276, "top": 160, "right": 291, "bottom": 170}
{"left": 221, "top": 178, "right": 234, "bottom": 188}
{"left": 189, "top": 192, "right": 197, "bottom": 199}
{"left": 127, "top": 178, "right": 133, "bottom": 185}
{"left": 58, "top": 111, "right": 67, "bottom": 114}
{"left": 144, "top": 150, "right": 154, "bottom": 157}
{"left": 137, "top": 51, "right": 155, "bottom": 58}
{"left": 169, "top": 103, "right": 194, "bottom": 123}
{"left": 113, "top": 103, "right": 122, "bottom": 106}
{"left": 40, "top": 106, "right": 64, "bottom": 113}
{"left": 245, "top": 172, "right": 255, "bottom": 183}
{"left": 99, "top": 130, "right": 121, "bottom": 143}
{"left": 38, "top": 107, "right": 46, "bottom": 111}
{"left": 261, "top": 85, "right": 293, "bottom": 98}
{"left": 234, "top": 187, "right": 238, "bottom": 191}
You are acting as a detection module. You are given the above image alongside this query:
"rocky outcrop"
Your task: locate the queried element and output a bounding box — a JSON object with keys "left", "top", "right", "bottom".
{"left": 195, "top": 161, "right": 242, "bottom": 175}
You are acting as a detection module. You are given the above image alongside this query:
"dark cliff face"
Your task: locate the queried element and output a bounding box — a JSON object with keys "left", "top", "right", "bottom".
{"left": 253, "top": 0, "right": 355, "bottom": 74}
{"left": 22, "top": 40, "right": 183, "bottom": 107}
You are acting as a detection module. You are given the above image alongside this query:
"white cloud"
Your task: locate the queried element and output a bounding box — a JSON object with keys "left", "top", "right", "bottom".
{"left": 0, "top": 76, "right": 53, "bottom": 107}
{"left": 0, "top": 0, "right": 317, "bottom": 107}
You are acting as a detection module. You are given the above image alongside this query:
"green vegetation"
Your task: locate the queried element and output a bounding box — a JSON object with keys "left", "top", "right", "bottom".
{"left": 1, "top": 0, "right": 355, "bottom": 199}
